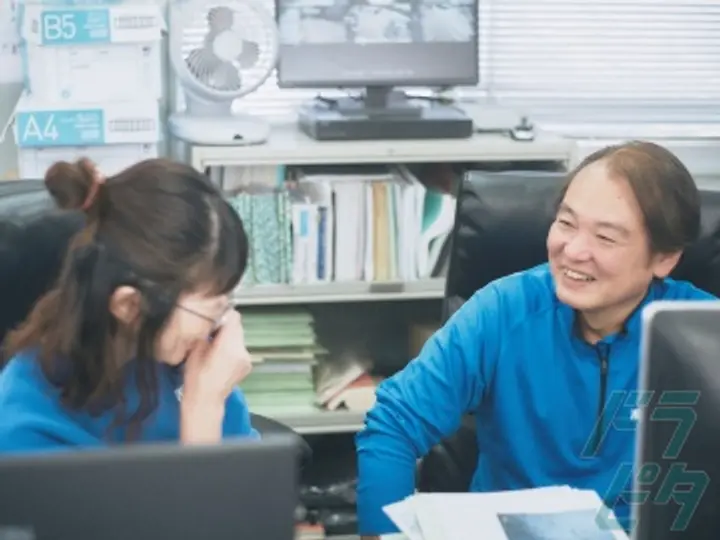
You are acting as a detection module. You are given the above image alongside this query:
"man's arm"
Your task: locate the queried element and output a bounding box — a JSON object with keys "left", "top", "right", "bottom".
{"left": 356, "top": 287, "right": 502, "bottom": 535}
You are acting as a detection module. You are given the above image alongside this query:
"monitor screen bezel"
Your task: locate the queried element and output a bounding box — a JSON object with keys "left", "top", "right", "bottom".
{"left": 273, "top": 0, "right": 480, "bottom": 89}
{"left": 634, "top": 300, "right": 720, "bottom": 539}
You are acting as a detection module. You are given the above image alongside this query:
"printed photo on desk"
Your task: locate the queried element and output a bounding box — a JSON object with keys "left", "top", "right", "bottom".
{"left": 384, "top": 486, "right": 629, "bottom": 540}
{"left": 498, "top": 509, "right": 616, "bottom": 540}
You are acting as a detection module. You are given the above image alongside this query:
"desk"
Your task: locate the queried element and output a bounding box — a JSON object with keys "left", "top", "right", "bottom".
{"left": 188, "top": 123, "right": 576, "bottom": 170}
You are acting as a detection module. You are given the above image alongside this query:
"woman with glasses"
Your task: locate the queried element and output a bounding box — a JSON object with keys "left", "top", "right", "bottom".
{"left": 0, "top": 158, "right": 256, "bottom": 451}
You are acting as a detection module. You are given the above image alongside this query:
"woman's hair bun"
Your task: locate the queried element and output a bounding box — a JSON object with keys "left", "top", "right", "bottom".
{"left": 44, "top": 158, "right": 98, "bottom": 210}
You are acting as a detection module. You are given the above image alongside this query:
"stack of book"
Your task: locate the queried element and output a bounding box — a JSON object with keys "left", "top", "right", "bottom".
{"left": 239, "top": 308, "right": 324, "bottom": 414}
{"left": 227, "top": 164, "right": 455, "bottom": 289}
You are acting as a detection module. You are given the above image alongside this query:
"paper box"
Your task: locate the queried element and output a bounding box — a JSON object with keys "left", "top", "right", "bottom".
{"left": 17, "top": 142, "right": 159, "bottom": 179}
{"left": 13, "top": 95, "right": 161, "bottom": 148}
{"left": 19, "top": 3, "right": 165, "bottom": 46}
{"left": 21, "top": 42, "right": 162, "bottom": 103}
{"left": 18, "top": 2, "right": 164, "bottom": 103}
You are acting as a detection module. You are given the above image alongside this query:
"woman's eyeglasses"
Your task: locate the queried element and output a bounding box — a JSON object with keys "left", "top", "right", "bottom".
{"left": 177, "top": 303, "right": 233, "bottom": 341}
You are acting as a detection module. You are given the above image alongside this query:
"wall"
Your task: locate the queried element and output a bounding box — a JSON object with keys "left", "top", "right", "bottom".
{"left": 0, "top": 83, "right": 21, "bottom": 180}
{"left": 570, "top": 138, "right": 720, "bottom": 190}
{"left": 0, "top": 0, "right": 22, "bottom": 180}
{"left": 1, "top": 0, "right": 717, "bottom": 182}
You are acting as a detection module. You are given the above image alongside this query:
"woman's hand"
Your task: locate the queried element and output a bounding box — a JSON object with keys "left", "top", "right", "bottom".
{"left": 183, "top": 309, "right": 253, "bottom": 404}
{"left": 180, "top": 310, "right": 253, "bottom": 443}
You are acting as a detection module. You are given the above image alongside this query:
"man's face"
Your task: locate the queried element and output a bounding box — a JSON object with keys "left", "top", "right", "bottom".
{"left": 546, "top": 160, "right": 679, "bottom": 328}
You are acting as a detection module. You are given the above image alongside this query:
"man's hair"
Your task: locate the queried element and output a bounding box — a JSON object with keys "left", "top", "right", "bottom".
{"left": 4, "top": 158, "right": 248, "bottom": 438}
{"left": 558, "top": 140, "right": 701, "bottom": 254}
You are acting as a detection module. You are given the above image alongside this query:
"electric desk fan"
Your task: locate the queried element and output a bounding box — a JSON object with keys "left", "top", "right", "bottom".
{"left": 168, "top": 0, "right": 279, "bottom": 145}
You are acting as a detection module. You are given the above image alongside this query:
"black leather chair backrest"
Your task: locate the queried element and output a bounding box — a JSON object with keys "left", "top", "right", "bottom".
{"left": 443, "top": 171, "right": 566, "bottom": 319}
{"left": 445, "top": 171, "right": 720, "bottom": 317}
{"left": 0, "top": 181, "right": 78, "bottom": 347}
{"left": 418, "top": 170, "right": 720, "bottom": 493}
{"left": 0, "top": 180, "right": 54, "bottom": 218}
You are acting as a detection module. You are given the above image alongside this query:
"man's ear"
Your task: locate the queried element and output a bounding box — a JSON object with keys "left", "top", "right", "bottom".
{"left": 652, "top": 250, "right": 682, "bottom": 279}
{"left": 109, "top": 286, "right": 142, "bottom": 325}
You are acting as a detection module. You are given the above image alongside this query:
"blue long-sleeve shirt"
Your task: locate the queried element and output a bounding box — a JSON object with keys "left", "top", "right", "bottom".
{"left": 356, "top": 263, "right": 715, "bottom": 534}
{"left": 0, "top": 350, "right": 258, "bottom": 451}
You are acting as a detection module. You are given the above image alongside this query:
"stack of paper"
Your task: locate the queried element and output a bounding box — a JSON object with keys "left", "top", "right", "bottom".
{"left": 383, "top": 486, "right": 629, "bottom": 540}
{"left": 13, "top": 1, "right": 165, "bottom": 178}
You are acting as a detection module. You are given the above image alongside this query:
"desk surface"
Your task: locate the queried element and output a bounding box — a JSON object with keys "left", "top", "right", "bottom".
{"left": 190, "top": 123, "right": 575, "bottom": 169}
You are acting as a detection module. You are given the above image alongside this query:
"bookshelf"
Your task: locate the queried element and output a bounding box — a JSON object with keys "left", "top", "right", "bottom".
{"left": 232, "top": 278, "right": 445, "bottom": 306}
{"left": 188, "top": 123, "right": 575, "bottom": 170}
{"left": 183, "top": 125, "right": 577, "bottom": 436}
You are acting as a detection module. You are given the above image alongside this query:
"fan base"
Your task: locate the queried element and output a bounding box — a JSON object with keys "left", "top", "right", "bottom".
{"left": 169, "top": 113, "right": 270, "bottom": 146}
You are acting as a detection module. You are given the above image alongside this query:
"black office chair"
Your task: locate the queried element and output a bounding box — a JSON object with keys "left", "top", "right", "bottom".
{"left": 416, "top": 170, "right": 720, "bottom": 493}
{"left": 0, "top": 181, "right": 70, "bottom": 346}
{"left": 252, "top": 414, "right": 312, "bottom": 466}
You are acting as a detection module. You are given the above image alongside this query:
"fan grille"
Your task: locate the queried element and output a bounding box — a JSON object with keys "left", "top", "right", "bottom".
{"left": 181, "top": 2, "right": 275, "bottom": 93}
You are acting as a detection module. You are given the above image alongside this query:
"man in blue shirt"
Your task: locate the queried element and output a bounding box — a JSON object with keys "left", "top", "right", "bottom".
{"left": 356, "top": 141, "right": 716, "bottom": 535}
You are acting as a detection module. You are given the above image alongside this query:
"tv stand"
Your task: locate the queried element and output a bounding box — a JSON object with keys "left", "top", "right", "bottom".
{"left": 332, "top": 87, "right": 423, "bottom": 119}
{"left": 298, "top": 85, "right": 473, "bottom": 141}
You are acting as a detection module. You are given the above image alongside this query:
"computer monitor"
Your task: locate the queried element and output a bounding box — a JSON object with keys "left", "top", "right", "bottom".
{"left": 632, "top": 301, "right": 720, "bottom": 539}
{"left": 0, "top": 434, "right": 300, "bottom": 540}
{"left": 275, "top": 0, "right": 479, "bottom": 113}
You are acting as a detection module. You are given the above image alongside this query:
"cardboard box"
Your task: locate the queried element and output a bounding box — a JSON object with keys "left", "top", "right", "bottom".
{"left": 13, "top": 94, "right": 161, "bottom": 147}
{"left": 17, "top": 142, "right": 159, "bottom": 179}
{"left": 18, "top": 2, "right": 164, "bottom": 103}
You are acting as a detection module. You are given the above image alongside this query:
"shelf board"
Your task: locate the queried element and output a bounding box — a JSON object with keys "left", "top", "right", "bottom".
{"left": 190, "top": 124, "right": 575, "bottom": 169}
{"left": 251, "top": 407, "right": 367, "bottom": 435}
{"left": 232, "top": 278, "right": 445, "bottom": 306}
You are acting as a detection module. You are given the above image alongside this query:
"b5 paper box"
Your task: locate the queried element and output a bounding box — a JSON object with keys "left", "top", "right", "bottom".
{"left": 18, "top": 3, "right": 165, "bottom": 103}
{"left": 22, "top": 42, "right": 163, "bottom": 103}
{"left": 19, "top": 3, "right": 165, "bottom": 46}
{"left": 13, "top": 95, "right": 161, "bottom": 148}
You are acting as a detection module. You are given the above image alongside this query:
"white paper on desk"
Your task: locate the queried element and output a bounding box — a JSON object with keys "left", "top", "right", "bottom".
{"left": 411, "top": 487, "right": 628, "bottom": 540}
{"left": 383, "top": 496, "right": 425, "bottom": 540}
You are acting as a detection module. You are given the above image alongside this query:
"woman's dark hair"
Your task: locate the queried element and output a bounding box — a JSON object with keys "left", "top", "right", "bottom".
{"left": 4, "top": 158, "right": 248, "bottom": 438}
{"left": 558, "top": 140, "right": 701, "bottom": 254}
